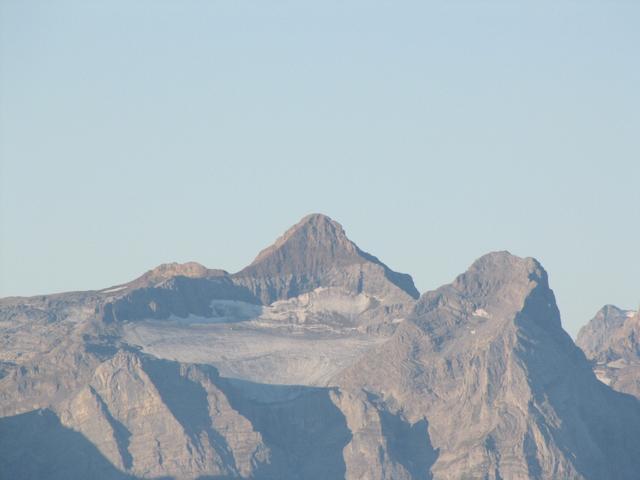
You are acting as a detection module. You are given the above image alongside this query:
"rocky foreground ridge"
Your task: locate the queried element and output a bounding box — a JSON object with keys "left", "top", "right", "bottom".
{"left": 1, "top": 214, "right": 639, "bottom": 480}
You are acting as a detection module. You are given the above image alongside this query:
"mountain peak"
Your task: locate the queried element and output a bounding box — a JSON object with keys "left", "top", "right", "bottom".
{"left": 577, "top": 304, "right": 639, "bottom": 363}
{"left": 295, "top": 212, "right": 340, "bottom": 228}
{"left": 413, "top": 251, "right": 559, "bottom": 338}
{"left": 248, "top": 213, "right": 355, "bottom": 269}
{"left": 234, "top": 214, "right": 419, "bottom": 304}
{"left": 448, "top": 251, "right": 548, "bottom": 301}
{"left": 462, "top": 250, "right": 548, "bottom": 288}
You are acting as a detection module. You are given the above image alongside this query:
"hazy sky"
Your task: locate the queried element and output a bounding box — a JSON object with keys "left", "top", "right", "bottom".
{"left": 1, "top": 0, "right": 638, "bottom": 336}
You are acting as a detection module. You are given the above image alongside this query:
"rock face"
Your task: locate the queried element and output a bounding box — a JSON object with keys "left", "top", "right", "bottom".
{"left": 101, "top": 274, "right": 259, "bottom": 323}
{"left": 1, "top": 216, "right": 640, "bottom": 480}
{"left": 0, "top": 348, "right": 353, "bottom": 480}
{"left": 336, "top": 252, "right": 640, "bottom": 479}
{"left": 233, "top": 213, "right": 419, "bottom": 306}
{"left": 576, "top": 305, "right": 636, "bottom": 360}
{"left": 576, "top": 305, "right": 640, "bottom": 397}
{"left": 57, "top": 349, "right": 268, "bottom": 479}
{"left": 98, "top": 262, "right": 260, "bottom": 323}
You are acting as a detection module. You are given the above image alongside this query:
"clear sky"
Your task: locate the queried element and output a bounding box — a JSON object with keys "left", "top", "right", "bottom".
{"left": 1, "top": 0, "right": 638, "bottom": 336}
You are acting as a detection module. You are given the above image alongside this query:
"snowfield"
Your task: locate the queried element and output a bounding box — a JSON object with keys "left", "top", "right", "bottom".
{"left": 122, "top": 288, "right": 393, "bottom": 386}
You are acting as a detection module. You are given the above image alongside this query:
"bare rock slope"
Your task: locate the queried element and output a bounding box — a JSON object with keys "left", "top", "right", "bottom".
{"left": 336, "top": 252, "right": 640, "bottom": 479}
{"left": 233, "top": 213, "right": 419, "bottom": 307}
{"left": 576, "top": 305, "right": 640, "bottom": 397}
{"left": 1, "top": 215, "right": 639, "bottom": 480}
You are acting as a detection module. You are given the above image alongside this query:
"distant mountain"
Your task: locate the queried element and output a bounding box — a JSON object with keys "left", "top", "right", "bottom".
{"left": 576, "top": 305, "right": 637, "bottom": 361}
{"left": 233, "top": 213, "right": 419, "bottom": 305}
{"left": 1, "top": 216, "right": 639, "bottom": 479}
{"left": 576, "top": 305, "right": 640, "bottom": 397}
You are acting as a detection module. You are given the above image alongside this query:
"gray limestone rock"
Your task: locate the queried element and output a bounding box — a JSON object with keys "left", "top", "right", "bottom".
{"left": 576, "top": 305, "right": 640, "bottom": 397}
{"left": 232, "top": 213, "right": 419, "bottom": 306}
{"left": 335, "top": 252, "right": 640, "bottom": 479}
{"left": 2, "top": 217, "right": 639, "bottom": 480}
{"left": 57, "top": 349, "right": 269, "bottom": 479}
{"left": 101, "top": 274, "right": 260, "bottom": 323}
{"left": 576, "top": 305, "right": 635, "bottom": 361}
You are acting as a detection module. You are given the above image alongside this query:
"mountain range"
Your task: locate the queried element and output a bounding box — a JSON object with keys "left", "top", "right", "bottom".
{"left": 1, "top": 213, "right": 638, "bottom": 480}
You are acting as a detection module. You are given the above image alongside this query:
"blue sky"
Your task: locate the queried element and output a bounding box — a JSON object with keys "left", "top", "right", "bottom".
{"left": 1, "top": 0, "right": 638, "bottom": 336}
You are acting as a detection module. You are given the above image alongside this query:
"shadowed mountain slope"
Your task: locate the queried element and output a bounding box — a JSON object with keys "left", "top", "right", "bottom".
{"left": 0, "top": 409, "right": 135, "bottom": 480}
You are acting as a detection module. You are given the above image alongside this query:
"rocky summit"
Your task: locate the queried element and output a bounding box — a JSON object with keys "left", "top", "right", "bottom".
{"left": 1, "top": 214, "right": 639, "bottom": 480}
{"left": 233, "top": 213, "right": 419, "bottom": 305}
{"left": 576, "top": 305, "right": 640, "bottom": 398}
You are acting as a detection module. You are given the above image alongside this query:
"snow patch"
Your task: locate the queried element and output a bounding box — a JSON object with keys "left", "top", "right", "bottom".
{"left": 626, "top": 311, "right": 636, "bottom": 318}
{"left": 473, "top": 308, "right": 490, "bottom": 319}
{"left": 120, "top": 287, "right": 394, "bottom": 386}
{"left": 122, "top": 320, "right": 387, "bottom": 386}
{"left": 263, "top": 287, "right": 374, "bottom": 325}
{"left": 271, "top": 287, "right": 373, "bottom": 316}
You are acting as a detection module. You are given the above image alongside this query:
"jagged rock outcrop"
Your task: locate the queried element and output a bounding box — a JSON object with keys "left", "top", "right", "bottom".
{"left": 57, "top": 349, "right": 268, "bottom": 479}
{"left": 576, "top": 305, "right": 636, "bottom": 360}
{"left": 335, "top": 252, "right": 640, "bottom": 479}
{"left": 331, "top": 389, "right": 438, "bottom": 480}
{"left": 0, "top": 293, "right": 115, "bottom": 418}
{"left": 576, "top": 306, "right": 640, "bottom": 397}
{"left": 233, "top": 213, "right": 419, "bottom": 307}
{"left": 0, "top": 348, "right": 357, "bottom": 480}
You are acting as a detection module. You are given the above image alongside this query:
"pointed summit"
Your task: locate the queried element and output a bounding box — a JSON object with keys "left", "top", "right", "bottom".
{"left": 246, "top": 214, "right": 358, "bottom": 273}
{"left": 576, "top": 305, "right": 633, "bottom": 361}
{"left": 576, "top": 305, "right": 640, "bottom": 398}
{"left": 233, "top": 213, "right": 419, "bottom": 305}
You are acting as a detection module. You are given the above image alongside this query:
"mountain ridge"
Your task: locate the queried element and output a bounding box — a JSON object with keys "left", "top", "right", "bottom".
{"left": 1, "top": 216, "right": 639, "bottom": 479}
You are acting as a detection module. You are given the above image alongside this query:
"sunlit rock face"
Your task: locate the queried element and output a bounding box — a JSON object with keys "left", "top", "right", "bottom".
{"left": 233, "top": 213, "right": 419, "bottom": 307}
{"left": 2, "top": 215, "right": 640, "bottom": 479}
{"left": 577, "top": 305, "right": 640, "bottom": 398}
{"left": 336, "top": 252, "right": 640, "bottom": 479}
